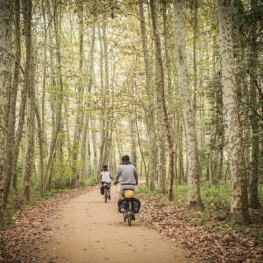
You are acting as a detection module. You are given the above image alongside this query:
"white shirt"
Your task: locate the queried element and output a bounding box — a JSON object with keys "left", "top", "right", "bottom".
{"left": 101, "top": 171, "right": 111, "bottom": 183}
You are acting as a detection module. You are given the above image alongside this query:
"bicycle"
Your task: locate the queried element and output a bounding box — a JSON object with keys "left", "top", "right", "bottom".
{"left": 118, "top": 189, "right": 140, "bottom": 226}
{"left": 102, "top": 182, "right": 111, "bottom": 203}
{"left": 123, "top": 191, "right": 135, "bottom": 226}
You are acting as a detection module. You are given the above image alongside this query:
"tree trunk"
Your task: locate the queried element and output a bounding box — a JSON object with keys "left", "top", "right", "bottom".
{"left": 247, "top": 0, "right": 261, "bottom": 209}
{"left": 45, "top": 0, "right": 64, "bottom": 190}
{"left": 21, "top": 0, "right": 35, "bottom": 202}
{"left": 0, "top": 0, "right": 12, "bottom": 230}
{"left": 4, "top": 0, "right": 21, "bottom": 210}
{"left": 218, "top": 0, "right": 250, "bottom": 224}
{"left": 150, "top": 0, "right": 174, "bottom": 199}
{"left": 71, "top": 0, "right": 85, "bottom": 188}
{"left": 139, "top": 0, "right": 157, "bottom": 192}
{"left": 173, "top": 0, "right": 203, "bottom": 209}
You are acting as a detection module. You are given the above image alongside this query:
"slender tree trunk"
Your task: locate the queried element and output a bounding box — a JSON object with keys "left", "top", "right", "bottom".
{"left": 97, "top": 21, "right": 107, "bottom": 179}
{"left": 4, "top": 0, "right": 21, "bottom": 210}
{"left": 247, "top": 0, "right": 261, "bottom": 209}
{"left": 71, "top": 0, "right": 85, "bottom": 188}
{"left": 150, "top": 0, "right": 174, "bottom": 199}
{"left": 135, "top": 108, "right": 147, "bottom": 178}
{"left": 173, "top": 0, "right": 203, "bottom": 209}
{"left": 131, "top": 116, "right": 137, "bottom": 168}
{"left": 218, "top": 0, "right": 250, "bottom": 223}
{"left": 40, "top": 0, "right": 48, "bottom": 195}
{"left": 86, "top": 0, "right": 97, "bottom": 180}
{"left": 34, "top": 98, "right": 44, "bottom": 196}
{"left": 0, "top": 0, "right": 11, "bottom": 230}
{"left": 192, "top": 0, "right": 198, "bottom": 112}
{"left": 139, "top": 0, "right": 157, "bottom": 191}
{"left": 21, "top": 0, "right": 35, "bottom": 202}
{"left": 101, "top": 8, "right": 111, "bottom": 168}
{"left": 45, "top": 0, "right": 64, "bottom": 190}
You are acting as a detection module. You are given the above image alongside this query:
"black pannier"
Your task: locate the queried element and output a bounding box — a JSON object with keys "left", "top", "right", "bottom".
{"left": 133, "top": 198, "right": 141, "bottom": 214}
{"left": 100, "top": 186, "right": 104, "bottom": 195}
{"left": 118, "top": 198, "right": 127, "bottom": 213}
{"left": 118, "top": 198, "right": 141, "bottom": 214}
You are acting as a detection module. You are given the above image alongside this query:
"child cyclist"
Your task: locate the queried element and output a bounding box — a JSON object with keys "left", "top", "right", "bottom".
{"left": 100, "top": 164, "right": 111, "bottom": 200}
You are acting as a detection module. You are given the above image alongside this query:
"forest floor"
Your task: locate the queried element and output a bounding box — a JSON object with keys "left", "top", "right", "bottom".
{"left": 0, "top": 183, "right": 263, "bottom": 263}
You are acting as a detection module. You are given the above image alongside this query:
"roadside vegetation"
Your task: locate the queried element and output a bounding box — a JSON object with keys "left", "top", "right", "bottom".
{"left": 137, "top": 183, "right": 263, "bottom": 262}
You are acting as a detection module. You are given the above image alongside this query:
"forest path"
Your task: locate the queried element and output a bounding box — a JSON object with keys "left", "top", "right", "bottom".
{"left": 38, "top": 185, "right": 204, "bottom": 263}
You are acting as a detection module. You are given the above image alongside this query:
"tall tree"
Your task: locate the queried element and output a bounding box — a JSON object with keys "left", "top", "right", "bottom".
{"left": 21, "top": 0, "right": 35, "bottom": 202}
{"left": 45, "top": 0, "right": 64, "bottom": 190}
{"left": 5, "top": 0, "right": 21, "bottom": 209}
{"left": 0, "top": 0, "right": 12, "bottom": 230}
{"left": 246, "top": 0, "right": 261, "bottom": 209}
{"left": 71, "top": 0, "right": 85, "bottom": 188}
{"left": 218, "top": 0, "right": 250, "bottom": 223}
{"left": 173, "top": 0, "right": 203, "bottom": 209}
{"left": 138, "top": 0, "right": 157, "bottom": 191}
{"left": 150, "top": 0, "right": 174, "bottom": 199}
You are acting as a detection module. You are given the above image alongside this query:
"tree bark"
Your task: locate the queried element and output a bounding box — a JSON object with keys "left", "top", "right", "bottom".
{"left": 139, "top": 0, "right": 157, "bottom": 191}
{"left": 45, "top": 0, "right": 64, "bottom": 190}
{"left": 150, "top": 0, "right": 174, "bottom": 199}
{"left": 0, "top": 0, "right": 12, "bottom": 230}
{"left": 173, "top": 0, "right": 203, "bottom": 209}
{"left": 4, "top": 0, "right": 21, "bottom": 210}
{"left": 247, "top": 0, "right": 261, "bottom": 209}
{"left": 21, "top": 0, "right": 35, "bottom": 202}
{"left": 71, "top": 0, "right": 85, "bottom": 188}
{"left": 218, "top": 0, "right": 250, "bottom": 223}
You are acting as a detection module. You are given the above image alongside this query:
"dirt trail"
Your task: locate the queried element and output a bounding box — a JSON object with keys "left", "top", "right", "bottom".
{"left": 39, "top": 185, "right": 204, "bottom": 263}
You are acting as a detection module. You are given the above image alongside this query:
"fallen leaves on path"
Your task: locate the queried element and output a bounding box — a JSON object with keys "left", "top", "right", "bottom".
{"left": 0, "top": 188, "right": 93, "bottom": 263}
{"left": 1, "top": 187, "right": 263, "bottom": 263}
{"left": 136, "top": 195, "right": 263, "bottom": 263}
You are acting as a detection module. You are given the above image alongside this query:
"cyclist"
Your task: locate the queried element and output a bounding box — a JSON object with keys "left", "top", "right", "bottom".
{"left": 100, "top": 164, "right": 111, "bottom": 200}
{"left": 114, "top": 155, "right": 138, "bottom": 198}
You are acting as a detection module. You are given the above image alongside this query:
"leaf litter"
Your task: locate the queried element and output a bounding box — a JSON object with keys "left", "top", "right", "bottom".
{"left": 136, "top": 195, "right": 263, "bottom": 263}
{"left": 0, "top": 187, "right": 263, "bottom": 263}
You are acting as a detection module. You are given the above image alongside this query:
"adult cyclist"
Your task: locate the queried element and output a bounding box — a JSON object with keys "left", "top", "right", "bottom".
{"left": 114, "top": 155, "right": 138, "bottom": 198}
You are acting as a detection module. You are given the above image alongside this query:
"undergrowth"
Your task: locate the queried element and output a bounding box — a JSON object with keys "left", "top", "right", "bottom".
{"left": 137, "top": 182, "right": 263, "bottom": 242}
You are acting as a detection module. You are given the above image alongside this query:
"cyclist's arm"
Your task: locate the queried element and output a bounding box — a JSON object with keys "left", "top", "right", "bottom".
{"left": 114, "top": 167, "right": 121, "bottom": 184}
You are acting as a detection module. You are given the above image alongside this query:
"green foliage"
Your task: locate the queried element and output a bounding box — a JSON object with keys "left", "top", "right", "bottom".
{"left": 137, "top": 184, "right": 150, "bottom": 194}
{"left": 85, "top": 177, "right": 97, "bottom": 186}
{"left": 173, "top": 184, "right": 188, "bottom": 208}
{"left": 200, "top": 183, "right": 231, "bottom": 207}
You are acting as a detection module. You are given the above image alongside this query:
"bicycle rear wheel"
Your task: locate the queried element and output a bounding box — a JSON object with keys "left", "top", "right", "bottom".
{"left": 128, "top": 214, "right": 132, "bottom": 226}
{"left": 104, "top": 189, "right": 108, "bottom": 203}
